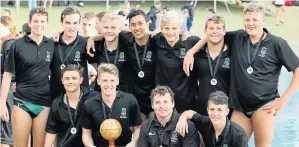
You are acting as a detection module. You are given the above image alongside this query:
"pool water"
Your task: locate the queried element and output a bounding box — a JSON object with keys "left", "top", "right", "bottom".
{"left": 248, "top": 69, "right": 299, "bottom": 147}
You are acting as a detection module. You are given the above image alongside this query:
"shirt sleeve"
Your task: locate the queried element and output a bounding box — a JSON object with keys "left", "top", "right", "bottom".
{"left": 45, "top": 106, "right": 58, "bottom": 134}
{"left": 224, "top": 29, "right": 243, "bottom": 47}
{"left": 129, "top": 95, "right": 143, "bottom": 126}
{"left": 80, "top": 101, "right": 92, "bottom": 129}
{"left": 276, "top": 38, "right": 299, "bottom": 72}
{"left": 4, "top": 41, "right": 17, "bottom": 73}
{"left": 234, "top": 132, "right": 248, "bottom": 147}
{"left": 182, "top": 121, "right": 200, "bottom": 147}
{"left": 191, "top": 113, "right": 210, "bottom": 133}
{"left": 137, "top": 123, "right": 150, "bottom": 147}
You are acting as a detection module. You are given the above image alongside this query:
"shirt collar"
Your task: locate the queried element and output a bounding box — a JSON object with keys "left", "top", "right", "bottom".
{"left": 24, "top": 34, "right": 49, "bottom": 43}
{"left": 152, "top": 109, "right": 180, "bottom": 130}
{"left": 58, "top": 31, "right": 79, "bottom": 46}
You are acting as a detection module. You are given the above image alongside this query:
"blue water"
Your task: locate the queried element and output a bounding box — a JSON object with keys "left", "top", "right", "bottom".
{"left": 248, "top": 68, "right": 299, "bottom": 147}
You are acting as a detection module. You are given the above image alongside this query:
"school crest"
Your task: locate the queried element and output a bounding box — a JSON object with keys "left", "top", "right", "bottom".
{"left": 74, "top": 51, "right": 81, "bottom": 62}
{"left": 145, "top": 51, "right": 152, "bottom": 62}
{"left": 179, "top": 48, "right": 186, "bottom": 58}
{"left": 222, "top": 57, "right": 230, "bottom": 68}
{"left": 46, "top": 51, "right": 51, "bottom": 62}
{"left": 118, "top": 52, "right": 126, "bottom": 62}
{"left": 170, "top": 130, "right": 178, "bottom": 143}
{"left": 258, "top": 47, "right": 267, "bottom": 57}
{"left": 120, "top": 108, "right": 127, "bottom": 118}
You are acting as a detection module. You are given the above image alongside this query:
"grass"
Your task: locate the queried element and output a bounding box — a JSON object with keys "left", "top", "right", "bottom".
{"left": 2, "top": 1, "right": 299, "bottom": 52}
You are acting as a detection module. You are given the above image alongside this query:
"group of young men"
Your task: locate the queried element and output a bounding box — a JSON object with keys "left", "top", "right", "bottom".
{"left": 0, "top": 2, "right": 298, "bottom": 147}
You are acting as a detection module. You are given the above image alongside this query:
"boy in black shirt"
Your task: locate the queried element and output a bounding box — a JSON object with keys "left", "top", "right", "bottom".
{"left": 0, "top": 7, "right": 54, "bottom": 147}
{"left": 176, "top": 91, "right": 248, "bottom": 147}
{"left": 81, "top": 63, "right": 142, "bottom": 147}
{"left": 50, "top": 6, "right": 91, "bottom": 99}
{"left": 45, "top": 64, "right": 98, "bottom": 147}
{"left": 183, "top": 3, "right": 299, "bottom": 146}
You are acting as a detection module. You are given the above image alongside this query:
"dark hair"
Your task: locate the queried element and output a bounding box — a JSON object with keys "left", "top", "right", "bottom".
{"left": 127, "top": 9, "right": 148, "bottom": 22}
{"left": 22, "top": 23, "right": 31, "bottom": 34}
{"left": 60, "top": 6, "right": 81, "bottom": 22}
{"left": 96, "top": 11, "right": 108, "bottom": 22}
{"left": 150, "top": 85, "right": 175, "bottom": 104}
{"left": 208, "top": 91, "right": 229, "bottom": 106}
{"left": 29, "top": 7, "right": 48, "bottom": 22}
{"left": 61, "top": 64, "right": 84, "bottom": 78}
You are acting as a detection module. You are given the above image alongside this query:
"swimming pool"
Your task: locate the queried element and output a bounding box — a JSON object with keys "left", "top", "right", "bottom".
{"left": 249, "top": 69, "right": 299, "bottom": 147}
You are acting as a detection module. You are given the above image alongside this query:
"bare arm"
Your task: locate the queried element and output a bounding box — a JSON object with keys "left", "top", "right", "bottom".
{"left": 176, "top": 110, "right": 196, "bottom": 137}
{"left": 44, "top": 133, "right": 57, "bottom": 147}
{"left": 86, "top": 34, "right": 104, "bottom": 57}
{"left": 183, "top": 38, "right": 207, "bottom": 76}
{"left": 0, "top": 72, "right": 13, "bottom": 122}
{"left": 82, "top": 128, "right": 96, "bottom": 147}
{"left": 262, "top": 67, "right": 299, "bottom": 115}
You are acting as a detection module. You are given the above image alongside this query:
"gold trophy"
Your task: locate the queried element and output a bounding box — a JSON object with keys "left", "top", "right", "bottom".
{"left": 100, "top": 119, "right": 122, "bottom": 147}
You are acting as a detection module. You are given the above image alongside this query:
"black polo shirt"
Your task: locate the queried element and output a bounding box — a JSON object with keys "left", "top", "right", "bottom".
{"left": 225, "top": 28, "right": 299, "bottom": 112}
{"left": 4, "top": 35, "right": 54, "bottom": 106}
{"left": 50, "top": 33, "right": 90, "bottom": 99}
{"left": 46, "top": 87, "right": 99, "bottom": 147}
{"left": 80, "top": 91, "right": 142, "bottom": 147}
{"left": 192, "top": 113, "right": 248, "bottom": 147}
{"left": 119, "top": 32, "right": 156, "bottom": 114}
{"left": 153, "top": 33, "right": 199, "bottom": 113}
{"left": 138, "top": 109, "right": 200, "bottom": 147}
{"left": 193, "top": 44, "right": 230, "bottom": 115}
{"left": 91, "top": 39, "right": 129, "bottom": 92}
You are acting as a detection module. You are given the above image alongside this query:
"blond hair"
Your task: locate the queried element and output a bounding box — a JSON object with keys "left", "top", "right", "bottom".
{"left": 100, "top": 12, "right": 121, "bottom": 24}
{"left": 205, "top": 14, "right": 225, "bottom": 30}
{"left": 97, "top": 63, "right": 119, "bottom": 78}
{"left": 160, "top": 10, "right": 183, "bottom": 29}
{"left": 243, "top": 3, "right": 265, "bottom": 17}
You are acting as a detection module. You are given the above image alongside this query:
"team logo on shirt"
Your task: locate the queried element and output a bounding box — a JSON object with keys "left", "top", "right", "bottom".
{"left": 74, "top": 51, "right": 81, "bottom": 62}
{"left": 223, "top": 144, "right": 228, "bottom": 147}
{"left": 145, "top": 51, "right": 152, "bottom": 62}
{"left": 120, "top": 108, "right": 127, "bottom": 118}
{"left": 222, "top": 57, "right": 230, "bottom": 68}
{"left": 46, "top": 51, "right": 51, "bottom": 62}
{"left": 118, "top": 52, "right": 126, "bottom": 62}
{"left": 258, "top": 47, "right": 267, "bottom": 57}
{"left": 170, "top": 130, "right": 178, "bottom": 143}
{"left": 179, "top": 48, "right": 186, "bottom": 58}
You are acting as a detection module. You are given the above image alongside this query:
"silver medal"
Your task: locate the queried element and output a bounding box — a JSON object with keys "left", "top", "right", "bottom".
{"left": 138, "top": 71, "right": 145, "bottom": 78}
{"left": 70, "top": 127, "right": 77, "bottom": 134}
{"left": 60, "top": 64, "right": 66, "bottom": 70}
{"left": 247, "top": 66, "right": 253, "bottom": 74}
{"left": 210, "top": 78, "right": 217, "bottom": 85}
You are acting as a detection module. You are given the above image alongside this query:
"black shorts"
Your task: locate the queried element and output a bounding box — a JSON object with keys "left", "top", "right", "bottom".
{"left": 0, "top": 88, "right": 14, "bottom": 145}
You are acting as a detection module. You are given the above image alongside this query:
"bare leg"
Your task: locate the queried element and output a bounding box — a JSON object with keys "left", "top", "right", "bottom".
{"left": 275, "top": 6, "right": 282, "bottom": 25}
{"left": 32, "top": 107, "right": 50, "bottom": 147}
{"left": 252, "top": 108, "right": 276, "bottom": 147}
{"left": 280, "top": 6, "right": 287, "bottom": 23}
{"left": 12, "top": 106, "right": 32, "bottom": 147}
{"left": 230, "top": 110, "right": 253, "bottom": 139}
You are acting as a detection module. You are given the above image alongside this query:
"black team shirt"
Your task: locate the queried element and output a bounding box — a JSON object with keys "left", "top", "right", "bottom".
{"left": 92, "top": 39, "right": 129, "bottom": 92}
{"left": 153, "top": 32, "right": 199, "bottom": 113}
{"left": 193, "top": 43, "right": 230, "bottom": 115}
{"left": 191, "top": 113, "right": 248, "bottom": 147}
{"left": 80, "top": 91, "right": 142, "bottom": 147}
{"left": 4, "top": 35, "right": 54, "bottom": 106}
{"left": 50, "top": 33, "right": 90, "bottom": 99}
{"left": 119, "top": 32, "right": 156, "bottom": 114}
{"left": 225, "top": 28, "right": 299, "bottom": 112}
{"left": 46, "top": 87, "right": 99, "bottom": 147}
{"left": 138, "top": 109, "right": 200, "bottom": 147}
